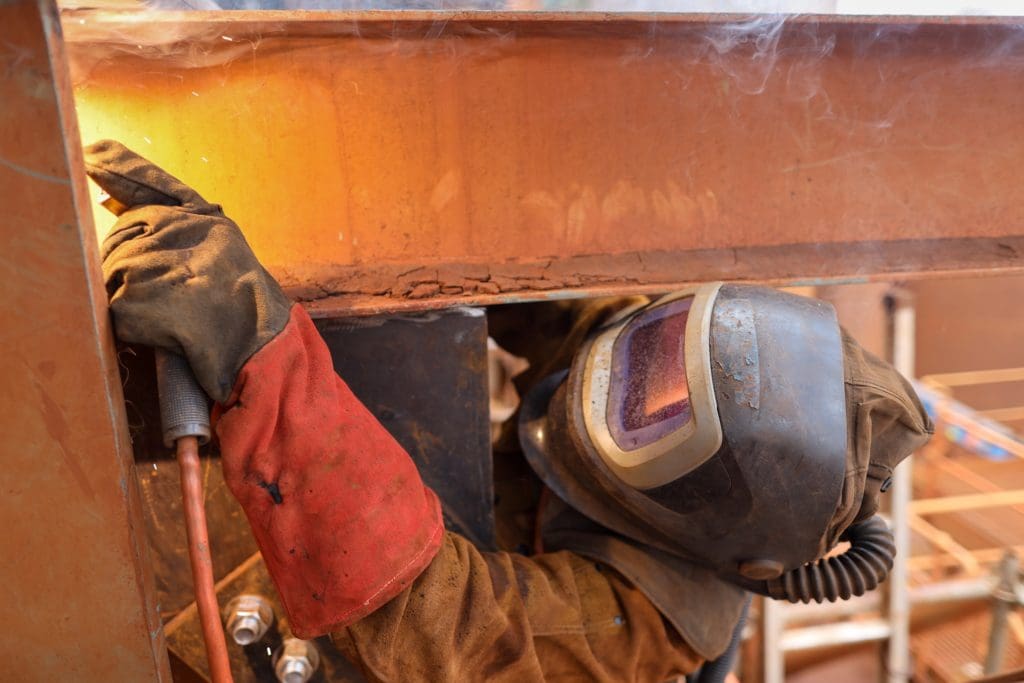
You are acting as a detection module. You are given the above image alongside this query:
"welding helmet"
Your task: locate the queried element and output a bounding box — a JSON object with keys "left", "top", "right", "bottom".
{"left": 519, "top": 283, "right": 932, "bottom": 603}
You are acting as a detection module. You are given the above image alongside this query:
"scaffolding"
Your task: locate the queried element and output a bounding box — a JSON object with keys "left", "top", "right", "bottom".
{"left": 760, "top": 294, "right": 1024, "bottom": 683}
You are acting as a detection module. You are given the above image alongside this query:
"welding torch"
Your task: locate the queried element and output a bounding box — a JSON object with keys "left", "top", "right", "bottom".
{"left": 156, "top": 350, "right": 234, "bottom": 683}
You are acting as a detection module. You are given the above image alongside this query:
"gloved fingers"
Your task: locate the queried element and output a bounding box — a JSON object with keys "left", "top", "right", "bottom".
{"left": 99, "top": 217, "right": 148, "bottom": 300}
{"left": 83, "top": 139, "right": 211, "bottom": 211}
{"left": 99, "top": 214, "right": 152, "bottom": 263}
{"left": 100, "top": 207, "right": 231, "bottom": 293}
{"left": 100, "top": 202, "right": 250, "bottom": 267}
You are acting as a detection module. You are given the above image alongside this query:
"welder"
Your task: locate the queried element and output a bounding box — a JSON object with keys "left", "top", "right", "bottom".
{"left": 84, "top": 139, "right": 932, "bottom": 682}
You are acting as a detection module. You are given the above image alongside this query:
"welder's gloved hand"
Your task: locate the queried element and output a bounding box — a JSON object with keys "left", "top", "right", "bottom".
{"left": 83, "top": 140, "right": 444, "bottom": 639}
{"left": 83, "top": 139, "right": 291, "bottom": 403}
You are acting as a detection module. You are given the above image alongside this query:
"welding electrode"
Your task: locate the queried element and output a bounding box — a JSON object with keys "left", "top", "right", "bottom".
{"left": 155, "top": 350, "right": 234, "bottom": 683}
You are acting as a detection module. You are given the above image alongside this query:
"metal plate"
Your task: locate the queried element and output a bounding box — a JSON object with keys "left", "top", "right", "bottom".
{"left": 315, "top": 307, "right": 496, "bottom": 549}
{"left": 66, "top": 12, "right": 1024, "bottom": 314}
{"left": 0, "top": 0, "right": 169, "bottom": 678}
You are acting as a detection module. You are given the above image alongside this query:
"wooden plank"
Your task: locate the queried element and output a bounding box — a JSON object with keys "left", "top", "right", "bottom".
{"left": 981, "top": 406, "right": 1024, "bottom": 423}
{"left": 908, "top": 545, "right": 1024, "bottom": 572}
{"left": 923, "top": 367, "right": 1024, "bottom": 387}
{"left": 909, "top": 515, "right": 980, "bottom": 574}
{"left": 912, "top": 490, "right": 1024, "bottom": 515}
{"left": 930, "top": 456, "right": 1024, "bottom": 519}
{"left": 63, "top": 11, "right": 1024, "bottom": 314}
{"left": 917, "top": 382, "right": 1024, "bottom": 459}
{"left": 0, "top": 0, "right": 170, "bottom": 678}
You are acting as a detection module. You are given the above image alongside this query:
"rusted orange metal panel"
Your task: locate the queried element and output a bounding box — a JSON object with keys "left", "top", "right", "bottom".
{"left": 66, "top": 12, "right": 1024, "bottom": 314}
{"left": 0, "top": 0, "right": 170, "bottom": 679}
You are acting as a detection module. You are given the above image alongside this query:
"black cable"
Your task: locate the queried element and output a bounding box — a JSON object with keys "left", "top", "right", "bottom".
{"left": 691, "top": 594, "right": 752, "bottom": 683}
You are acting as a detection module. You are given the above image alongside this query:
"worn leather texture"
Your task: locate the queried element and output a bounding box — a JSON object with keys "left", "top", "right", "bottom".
{"left": 84, "top": 139, "right": 292, "bottom": 403}
{"left": 826, "top": 328, "right": 934, "bottom": 546}
{"left": 333, "top": 531, "right": 702, "bottom": 682}
{"left": 541, "top": 499, "right": 748, "bottom": 662}
{"left": 214, "top": 306, "right": 445, "bottom": 637}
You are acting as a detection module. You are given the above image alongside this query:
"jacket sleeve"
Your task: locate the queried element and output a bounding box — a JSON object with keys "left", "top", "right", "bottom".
{"left": 213, "top": 304, "right": 444, "bottom": 638}
{"left": 332, "top": 532, "right": 703, "bottom": 683}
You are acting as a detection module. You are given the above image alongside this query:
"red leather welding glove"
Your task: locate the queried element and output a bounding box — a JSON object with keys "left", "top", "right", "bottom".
{"left": 83, "top": 140, "right": 443, "bottom": 636}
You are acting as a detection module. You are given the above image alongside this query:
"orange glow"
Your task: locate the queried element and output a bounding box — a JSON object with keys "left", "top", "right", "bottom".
{"left": 638, "top": 313, "right": 690, "bottom": 418}
{"left": 66, "top": 13, "right": 1024, "bottom": 313}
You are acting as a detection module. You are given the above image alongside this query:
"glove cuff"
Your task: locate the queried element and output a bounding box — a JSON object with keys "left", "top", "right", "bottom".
{"left": 215, "top": 305, "right": 445, "bottom": 636}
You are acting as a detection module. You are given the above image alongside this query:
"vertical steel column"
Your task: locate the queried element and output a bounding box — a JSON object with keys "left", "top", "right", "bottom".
{"left": 0, "top": 0, "right": 170, "bottom": 679}
{"left": 984, "top": 551, "right": 1020, "bottom": 675}
{"left": 762, "top": 597, "right": 785, "bottom": 683}
{"left": 886, "top": 291, "right": 916, "bottom": 683}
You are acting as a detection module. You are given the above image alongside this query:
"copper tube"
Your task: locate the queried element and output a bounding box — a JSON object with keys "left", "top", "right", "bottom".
{"left": 176, "top": 435, "right": 234, "bottom": 683}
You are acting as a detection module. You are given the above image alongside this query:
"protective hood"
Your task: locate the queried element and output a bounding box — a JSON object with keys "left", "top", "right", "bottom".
{"left": 520, "top": 284, "right": 933, "bottom": 606}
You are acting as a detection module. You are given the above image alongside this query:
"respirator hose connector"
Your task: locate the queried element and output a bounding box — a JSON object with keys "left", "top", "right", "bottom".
{"left": 761, "top": 515, "right": 896, "bottom": 604}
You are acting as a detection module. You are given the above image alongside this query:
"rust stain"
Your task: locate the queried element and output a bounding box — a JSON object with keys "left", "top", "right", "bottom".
{"left": 282, "top": 234, "right": 1024, "bottom": 318}
{"left": 35, "top": 379, "right": 97, "bottom": 502}
{"left": 37, "top": 359, "right": 55, "bottom": 379}
{"left": 429, "top": 169, "right": 462, "bottom": 213}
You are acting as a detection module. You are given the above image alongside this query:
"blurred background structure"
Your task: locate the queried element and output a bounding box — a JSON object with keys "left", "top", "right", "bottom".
{"left": 758, "top": 278, "right": 1024, "bottom": 683}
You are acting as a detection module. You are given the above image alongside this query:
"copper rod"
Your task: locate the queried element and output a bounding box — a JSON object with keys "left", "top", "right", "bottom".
{"left": 176, "top": 435, "right": 234, "bottom": 683}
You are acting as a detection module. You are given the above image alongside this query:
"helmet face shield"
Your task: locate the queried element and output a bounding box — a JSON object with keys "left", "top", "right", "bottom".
{"left": 580, "top": 284, "right": 724, "bottom": 489}
{"left": 556, "top": 284, "right": 851, "bottom": 580}
{"left": 521, "top": 283, "right": 931, "bottom": 606}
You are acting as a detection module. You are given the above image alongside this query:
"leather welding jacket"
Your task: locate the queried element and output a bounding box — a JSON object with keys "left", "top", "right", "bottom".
{"left": 331, "top": 532, "right": 703, "bottom": 682}
{"left": 218, "top": 296, "right": 715, "bottom": 681}
{"left": 209, "top": 293, "right": 715, "bottom": 681}
{"left": 328, "top": 298, "right": 741, "bottom": 682}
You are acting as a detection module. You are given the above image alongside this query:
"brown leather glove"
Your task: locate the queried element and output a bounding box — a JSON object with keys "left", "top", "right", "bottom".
{"left": 83, "top": 139, "right": 291, "bottom": 403}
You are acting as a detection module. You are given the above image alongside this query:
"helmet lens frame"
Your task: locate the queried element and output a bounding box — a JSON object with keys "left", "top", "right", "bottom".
{"left": 578, "top": 283, "right": 724, "bottom": 490}
{"left": 608, "top": 297, "right": 694, "bottom": 450}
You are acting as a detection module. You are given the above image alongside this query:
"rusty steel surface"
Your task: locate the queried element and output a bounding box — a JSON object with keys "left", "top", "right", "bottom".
{"left": 0, "top": 0, "right": 170, "bottom": 679}
{"left": 63, "top": 11, "right": 1024, "bottom": 315}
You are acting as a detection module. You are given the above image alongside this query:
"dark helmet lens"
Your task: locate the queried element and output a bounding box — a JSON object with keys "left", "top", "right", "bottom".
{"left": 607, "top": 298, "right": 693, "bottom": 450}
